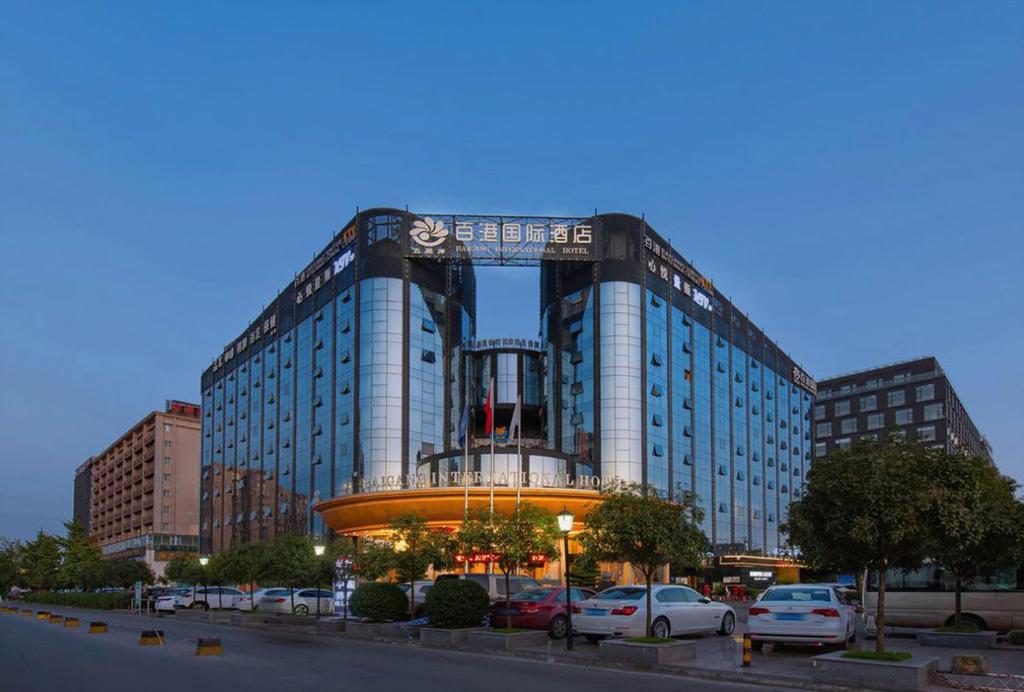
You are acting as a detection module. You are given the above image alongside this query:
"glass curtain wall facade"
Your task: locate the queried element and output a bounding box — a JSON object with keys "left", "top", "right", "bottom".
{"left": 539, "top": 214, "right": 814, "bottom": 554}
{"left": 201, "top": 209, "right": 475, "bottom": 553}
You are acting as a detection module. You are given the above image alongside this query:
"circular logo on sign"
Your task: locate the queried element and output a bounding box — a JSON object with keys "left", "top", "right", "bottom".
{"left": 410, "top": 217, "right": 449, "bottom": 248}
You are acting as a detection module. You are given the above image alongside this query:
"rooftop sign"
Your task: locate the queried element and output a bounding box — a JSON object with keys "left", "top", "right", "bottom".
{"left": 406, "top": 214, "right": 594, "bottom": 264}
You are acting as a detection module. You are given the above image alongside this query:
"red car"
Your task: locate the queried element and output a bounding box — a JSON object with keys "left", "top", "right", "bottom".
{"left": 489, "top": 587, "right": 596, "bottom": 638}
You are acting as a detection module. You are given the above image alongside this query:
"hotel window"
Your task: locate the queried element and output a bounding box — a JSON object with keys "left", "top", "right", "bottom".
{"left": 815, "top": 422, "right": 831, "bottom": 439}
{"left": 164, "top": 423, "right": 172, "bottom": 433}
{"left": 916, "top": 383, "right": 935, "bottom": 402}
{"left": 887, "top": 390, "right": 906, "bottom": 407}
{"left": 834, "top": 400, "right": 850, "bottom": 416}
{"left": 867, "top": 413, "right": 885, "bottom": 430}
{"left": 163, "top": 456, "right": 171, "bottom": 464}
{"left": 836, "top": 438, "right": 851, "bottom": 450}
{"left": 163, "top": 473, "right": 172, "bottom": 481}
{"left": 814, "top": 442, "right": 827, "bottom": 457}
{"left": 895, "top": 409, "right": 913, "bottom": 425}
{"left": 840, "top": 418, "right": 857, "bottom": 434}
{"left": 859, "top": 395, "right": 877, "bottom": 412}
{"left": 917, "top": 425, "right": 937, "bottom": 442}
{"left": 164, "top": 440, "right": 172, "bottom": 447}
{"left": 923, "top": 403, "right": 944, "bottom": 421}
{"left": 814, "top": 405, "right": 825, "bottom": 420}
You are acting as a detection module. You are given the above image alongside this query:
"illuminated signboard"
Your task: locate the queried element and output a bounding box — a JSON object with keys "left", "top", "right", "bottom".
{"left": 405, "top": 214, "right": 594, "bottom": 264}
{"left": 792, "top": 365, "right": 818, "bottom": 396}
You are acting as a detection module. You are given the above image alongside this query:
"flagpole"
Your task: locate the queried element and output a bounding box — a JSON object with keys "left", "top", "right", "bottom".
{"left": 463, "top": 353, "right": 470, "bottom": 575}
{"left": 515, "top": 393, "right": 522, "bottom": 508}
{"left": 488, "top": 376, "right": 495, "bottom": 576}
{"left": 489, "top": 376, "right": 495, "bottom": 516}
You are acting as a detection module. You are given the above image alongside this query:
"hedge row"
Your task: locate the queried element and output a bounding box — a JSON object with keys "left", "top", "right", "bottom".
{"left": 23, "top": 592, "right": 133, "bottom": 610}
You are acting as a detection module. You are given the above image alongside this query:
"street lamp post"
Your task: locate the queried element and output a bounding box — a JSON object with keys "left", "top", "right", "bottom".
{"left": 314, "top": 545, "right": 326, "bottom": 621}
{"left": 556, "top": 507, "right": 574, "bottom": 651}
{"left": 198, "top": 557, "right": 209, "bottom": 609}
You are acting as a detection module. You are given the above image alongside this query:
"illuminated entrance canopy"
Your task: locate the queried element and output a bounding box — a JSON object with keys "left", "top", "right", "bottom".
{"left": 406, "top": 213, "right": 595, "bottom": 265}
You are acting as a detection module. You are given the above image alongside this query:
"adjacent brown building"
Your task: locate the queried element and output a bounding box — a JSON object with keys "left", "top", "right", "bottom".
{"left": 83, "top": 400, "right": 201, "bottom": 577}
{"left": 813, "top": 356, "right": 991, "bottom": 460}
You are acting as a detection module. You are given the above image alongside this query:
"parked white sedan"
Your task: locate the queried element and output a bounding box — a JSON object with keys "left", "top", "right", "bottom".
{"left": 155, "top": 586, "right": 245, "bottom": 611}
{"left": 237, "top": 588, "right": 283, "bottom": 612}
{"left": 746, "top": 584, "right": 857, "bottom": 650}
{"left": 572, "top": 585, "right": 736, "bottom": 641}
{"left": 259, "top": 588, "right": 334, "bottom": 616}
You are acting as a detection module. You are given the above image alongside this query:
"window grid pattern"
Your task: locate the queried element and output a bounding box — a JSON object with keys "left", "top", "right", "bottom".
{"left": 599, "top": 282, "right": 642, "bottom": 484}
{"left": 645, "top": 289, "right": 669, "bottom": 495}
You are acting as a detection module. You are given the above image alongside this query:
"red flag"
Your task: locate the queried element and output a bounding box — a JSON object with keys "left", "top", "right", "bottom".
{"left": 484, "top": 378, "right": 494, "bottom": 436}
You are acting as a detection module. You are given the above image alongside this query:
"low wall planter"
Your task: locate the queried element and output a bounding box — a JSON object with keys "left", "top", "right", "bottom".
{"left": 597, "top": 639, "right": 697, "bottom": 666}
{"left": 420, "top": 627, "right": 478, "bottom": 648}
{"left": 917, "top": 630, "right": 996, "bottom": 649}
{"left": 344, "top": 621, "right": 382, "bottom": 639}
{"left": 467, "top": 629, "right": 549, "bottom": 651}
{"left": 812, "top": 651, "right": 938, "bottom": 691}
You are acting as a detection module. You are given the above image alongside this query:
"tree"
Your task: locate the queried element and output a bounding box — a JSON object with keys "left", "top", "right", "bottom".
{"left": 20, "top": 531, "right": 61, "bottom": 591}
{"left": 220, "top": 542, "right": 269, "bottom": 606}
{"left": 57, "top": 521, "right": 102, "bottom": 591}
{"left": 460, "top": 503, "right": 561, "bottom": 630}
{"left": 164, "top": 554, "right": 206, "bottom": 602}
{"left": 923, "top": 452, "right": 1023, "bottom": 628}
{"left": 205, "top": 552, "right": 230, "bottom": 609}
{"left": 105, "top": 560, "right": 155, "bottom": 590}
{"left": 579, "top": 484, "right": 708, "bottom": 638}
{"left": 568, "top": 550, "right": 601, "bottom": 589}
{"left": 785, "top": 433, "right": 931, "bottom": 653}
{"left": 0, "top": 538, "right": 22, "bottom": 596}
{"left": 387, "top": 513, "right": 456, "bottom": 618}
{"left": 350, "top": 538, "right": 395, "bottom": 581}
{"left": 261, "top": 534, "right": 317, "bottom": 613}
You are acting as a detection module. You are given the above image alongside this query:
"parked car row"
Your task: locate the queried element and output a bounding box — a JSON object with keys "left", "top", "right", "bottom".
{"left": 154, "top": 586, "right": 334, "bottom": 615}
{"left": 151, "top": 576, "right": 855, "bottom": 651}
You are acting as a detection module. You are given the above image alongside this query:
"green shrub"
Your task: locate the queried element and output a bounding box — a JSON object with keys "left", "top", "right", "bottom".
{"left": 1009, "top": 629, "right": 1024, "bottom": 645}
{"left": 23, "top": 592, "right": 132, "bottom": 610}
{"left": 423, "top": 578, "right": 490, "bottom": 629}
{"left": 842, "top": 650, "right": 912, "bottom": 662}
{"left": 349, "top": 582, "right": 408, "bottom": 622}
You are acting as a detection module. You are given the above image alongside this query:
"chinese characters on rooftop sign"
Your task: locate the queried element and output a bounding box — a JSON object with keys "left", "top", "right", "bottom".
{"left": 792, "top": 365, "right": 818, "bottom": 397}
{"left": 406, "top": 215, "right": 594, "bottom": 264}
{"left": 644, "top": 234, "right": 720, "bottom": 315}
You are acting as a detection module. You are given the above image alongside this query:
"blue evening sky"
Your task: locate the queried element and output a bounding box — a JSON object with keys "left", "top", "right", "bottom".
{"left": 2, "top": 2, "right": 1022, "bottom": 540}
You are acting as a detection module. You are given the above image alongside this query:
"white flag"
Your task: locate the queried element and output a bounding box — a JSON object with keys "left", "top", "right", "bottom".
{"left": 508, "top": 396, "right": 522, "bottom": 442}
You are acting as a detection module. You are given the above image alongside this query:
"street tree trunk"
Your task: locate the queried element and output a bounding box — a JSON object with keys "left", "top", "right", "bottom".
{"left": 954, "top": 575, "right": 962, "bottom": 628}
{"left": 875, "top": 566, "right": 887, "bottom": 654}
{"left": 644, "top": 569, "right": 654, "bottom": 638}
{"left": 504, "top": 571, "right": 513, "bottom": 630}
{"left": 409, "top": 582, "right": 415, "bottom": 620}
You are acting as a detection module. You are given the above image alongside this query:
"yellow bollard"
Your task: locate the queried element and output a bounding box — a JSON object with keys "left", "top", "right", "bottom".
{"left": 139, "top": 629, "right": 165, "bottom": 646}
{"left": 88, "top": 622, "right": 108, "bottom": 634}
{"left": 742, "top": 633, "right": 752, "bottom": 667}
{"left": 195, "top": 637, "right": 224, "bottom": 656}
{"left": 22, "top": 609, "right": 32, "bottom": 617}
{"left": 36, "top": 611, "right": 50, "bottom": 620}
{"left": 64, "top": 617, "right": 80, "bottom": 628}
{"left": 49, "top": 614, "right": 65, "bottom": 625}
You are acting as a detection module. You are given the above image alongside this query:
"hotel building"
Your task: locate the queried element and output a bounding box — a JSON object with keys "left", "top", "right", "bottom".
{"left": 200, "top": 208, "right": 816, "bottom": 573}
